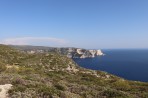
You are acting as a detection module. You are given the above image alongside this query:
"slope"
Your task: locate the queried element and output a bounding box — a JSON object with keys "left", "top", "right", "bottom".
{"left": 0, "top": 45, "right": 148, "bottom": 98}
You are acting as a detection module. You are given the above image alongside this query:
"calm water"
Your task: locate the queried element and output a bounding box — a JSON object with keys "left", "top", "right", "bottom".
{"left": 73, "top": 49, "right": 148, "bottom": 82}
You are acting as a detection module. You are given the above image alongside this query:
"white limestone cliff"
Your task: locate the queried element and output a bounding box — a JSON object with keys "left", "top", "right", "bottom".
{"left": 67, "top": 48, "right": 104, "bottom": 58}
{"left": 96, "top": 49, "right": 104, "bottom": 56}
{"left": 77, "top": 49, "right": 84, "bottom": 54}
{"left": 89, "top": 50, "right": 97, "bottom": 57}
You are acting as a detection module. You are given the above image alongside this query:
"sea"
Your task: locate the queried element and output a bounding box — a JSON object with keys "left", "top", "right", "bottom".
{"left": 73, "top": 49, "right": 148, "bottom": 82}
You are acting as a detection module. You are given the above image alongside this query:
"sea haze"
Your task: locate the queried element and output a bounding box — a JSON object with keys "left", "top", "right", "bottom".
{"left": 73, "top": 49, "right": 148, "bottom": 82}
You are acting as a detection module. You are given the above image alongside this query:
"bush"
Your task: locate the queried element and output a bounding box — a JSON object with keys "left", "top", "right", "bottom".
{"left": 37, "top": 85, "right": 59, "bottom": 97}
{"left": 141, "top": 92, "right": 148, "bottom": 98}
{"left": 12, "top": 78, "right": 26, "bottom": 85}
{"left": 0, "top": 63, "right": 6, "bottom": 72}
{"left": 113, "top": 80, "right": 131, "bottom": 91}
{"left": 102, "top": 89, "right": 128, "bottom": 98}
{"left": 11, "top": 85, "right": 27, "bottom": 92}
{"left": 5, "top": 66, "right": 18, "bottom": 73}
{"left": 18, "top": 67, "right": 35, "bottom": 74}
{"left": 54, "top": 84, "right": 65, "bottom": 91}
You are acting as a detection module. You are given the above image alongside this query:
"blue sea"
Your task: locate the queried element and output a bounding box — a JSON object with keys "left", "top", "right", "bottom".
{"left": 73, "top": 49, "right": 148, "bottom": 82}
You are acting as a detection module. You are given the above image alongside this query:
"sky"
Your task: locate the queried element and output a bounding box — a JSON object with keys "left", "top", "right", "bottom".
{"left": 0, "top": 0, "right": 148, "bottom": 49}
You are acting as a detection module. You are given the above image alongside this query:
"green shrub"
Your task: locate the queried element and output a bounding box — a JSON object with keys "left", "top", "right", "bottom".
{"left": 37, "top": 85, "right": 59, "bottom": 97}
{"left": 102, "top": 89, "right": 128, "bottom": 98}
{"left": 141, "top": 92, "right": 148, "bottom": 98}
{"left": 54, "top": 84, "right": 65, "bottom": 91}
{"left": 12, "top": 78, "right": 26, "bottom": 85}
{"left": 18, "top": 67, "right": 35, "bottom": 74}
{"left": 0, "top": 63, "right": 6, "bottom": 72}
{"left": 12, "top": 85, "right": 27, "bottom": 92}
{"left": 113, "top": 80, "right": 131, "bottom": 91}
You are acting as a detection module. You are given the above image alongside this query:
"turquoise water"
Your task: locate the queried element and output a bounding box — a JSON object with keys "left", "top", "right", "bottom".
{"left": 73, "top": 49, "right": 148, "bottom": 82}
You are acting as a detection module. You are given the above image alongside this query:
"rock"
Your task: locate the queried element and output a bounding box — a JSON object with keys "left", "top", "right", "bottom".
{"left": 0, "top": 84, "right": 12, "bottom": 98}
{"left": 67, "top": 48, "right": 104, "bottom": 58}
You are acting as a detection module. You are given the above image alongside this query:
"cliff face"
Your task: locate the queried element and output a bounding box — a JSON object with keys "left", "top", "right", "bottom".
{"left": 10, "top": 45, "right": 104, "bottom": 58}
{"left": 67, "top": 48, "right": 104, "bottom": 58}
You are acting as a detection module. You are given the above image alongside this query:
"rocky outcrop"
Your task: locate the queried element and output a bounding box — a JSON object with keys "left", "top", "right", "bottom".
{"left": 0, "top": 84, "right": 12, "bottom": 98}
{"left": 66, "top": 48, "right": 104, "bottom": 58}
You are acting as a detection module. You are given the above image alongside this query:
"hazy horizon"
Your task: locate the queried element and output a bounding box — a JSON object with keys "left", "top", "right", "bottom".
{"left": 0, "top": 0, "right": 148, "bottom": 49}
{"left": 1, "top": 44, "right": 147, "bottom": 50}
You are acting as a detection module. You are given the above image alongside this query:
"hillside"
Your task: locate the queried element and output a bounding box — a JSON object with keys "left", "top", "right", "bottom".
{"left": 0, "top": 44, "right": 148, "bottom": 98}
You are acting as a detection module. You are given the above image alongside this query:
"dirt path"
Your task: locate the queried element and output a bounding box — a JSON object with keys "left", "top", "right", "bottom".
{"left": 0, "top": 84, "right": 12, "bottom": 98}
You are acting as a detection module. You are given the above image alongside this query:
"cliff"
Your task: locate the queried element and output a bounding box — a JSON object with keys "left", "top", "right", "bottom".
{"left": 67, "top": 48, "right": 104, "bottom": 58}
{"left": 9, "top": 45, "right": 104, "bottom": 58}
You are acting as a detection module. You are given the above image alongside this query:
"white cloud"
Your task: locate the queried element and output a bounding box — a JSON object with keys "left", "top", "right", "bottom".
{"left": 0, "top": 37, "right": 68, "bottom": 47}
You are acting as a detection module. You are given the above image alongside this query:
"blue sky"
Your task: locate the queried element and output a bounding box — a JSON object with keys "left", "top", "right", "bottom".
{"left": 0, "top": 0, "right": 148, "bottom": 49}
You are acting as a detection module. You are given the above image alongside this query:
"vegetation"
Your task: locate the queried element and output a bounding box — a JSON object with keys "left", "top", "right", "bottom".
{"left": 0, "top": 44, "right": 148, "bottom": 98}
